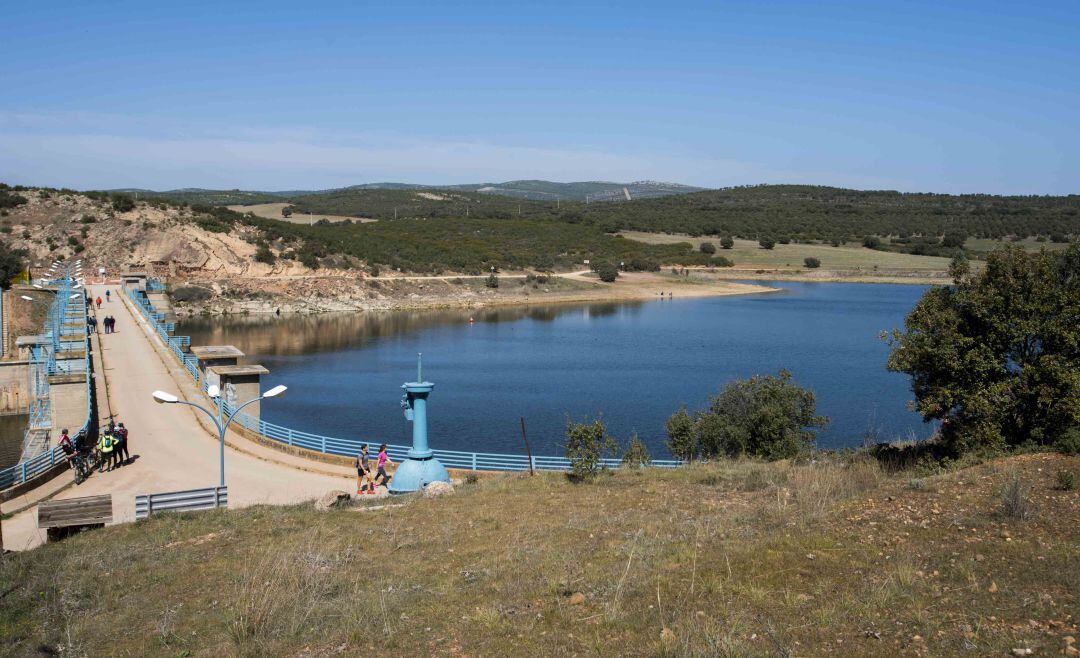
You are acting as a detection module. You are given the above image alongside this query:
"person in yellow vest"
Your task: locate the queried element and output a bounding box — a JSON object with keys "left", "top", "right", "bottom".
{"left": 97, "top": 431, "right": 115, "bottom": 472}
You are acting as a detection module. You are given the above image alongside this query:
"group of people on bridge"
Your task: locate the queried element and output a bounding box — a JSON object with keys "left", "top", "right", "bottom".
{"left": 56, "top": 418, "right": 132, "bottom": 478}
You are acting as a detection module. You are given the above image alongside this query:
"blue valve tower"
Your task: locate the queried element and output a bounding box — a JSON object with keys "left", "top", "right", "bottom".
{"left": 389, "top": 353, "right": 451, "bottom": 493}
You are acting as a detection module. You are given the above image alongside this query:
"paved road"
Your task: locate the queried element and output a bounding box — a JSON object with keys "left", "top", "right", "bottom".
{"left": 3, "top": 285, "right": 351, "bottom": 551}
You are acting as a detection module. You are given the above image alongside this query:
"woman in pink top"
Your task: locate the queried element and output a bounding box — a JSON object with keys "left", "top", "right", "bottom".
{"left": 375, "top": 444, "right": 393, "bottom": 490}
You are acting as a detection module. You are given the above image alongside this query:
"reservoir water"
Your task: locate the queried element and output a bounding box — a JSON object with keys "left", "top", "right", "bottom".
{"left": 180, "top": 282, "right": 931, "bottom": 457}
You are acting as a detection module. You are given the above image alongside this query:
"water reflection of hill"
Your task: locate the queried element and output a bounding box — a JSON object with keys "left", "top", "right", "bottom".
{"left": 179, "top": 302, "right": 641, "bottom": 358}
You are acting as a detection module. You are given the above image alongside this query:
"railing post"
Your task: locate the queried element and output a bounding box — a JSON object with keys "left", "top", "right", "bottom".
{"left": 472, "top": 452, "right": 477, "bottom": 471}
{"left": 287, "top": 428, "right": 294, "bottom": 446}
{"left": 21, "top": 461, "right": 26, "bottom": 483}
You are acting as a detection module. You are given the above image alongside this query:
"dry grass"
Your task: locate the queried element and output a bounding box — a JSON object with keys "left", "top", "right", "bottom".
{"left": 226, "top": 203, "right": 378, "bottom": 225}
{"left": 1, "top": 453, "right": 1077, "bottom": 656}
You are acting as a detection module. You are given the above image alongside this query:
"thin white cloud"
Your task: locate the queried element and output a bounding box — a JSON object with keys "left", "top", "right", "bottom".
{"left": 0, "top": 111, "right": 767, "bottom": 189}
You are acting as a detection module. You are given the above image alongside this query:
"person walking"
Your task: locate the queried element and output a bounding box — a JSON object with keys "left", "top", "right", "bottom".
{"left": 115, "top": 422, "right": 130, "bottom": 464}
{"left": 105, "top": 289, "right": 111, "bottom": 303}
{"left": 374, "top": 444, "right": 393, "bottom": 490}
{"left": 95, "top": 296, "right": 102, "bottom": 309}
{"left": 87, "top": 315, "right": 97, "bottom": 333}
{"left": 355, "top": 444, "right": 374, "bottom": 494}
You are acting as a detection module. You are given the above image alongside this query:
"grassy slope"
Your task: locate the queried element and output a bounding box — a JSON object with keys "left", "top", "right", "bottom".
{"left": 620, "top": 233, "right": 957, "bottom": 271}
{"left": 2, "top": 454, "right": 1076, "bottom": 656}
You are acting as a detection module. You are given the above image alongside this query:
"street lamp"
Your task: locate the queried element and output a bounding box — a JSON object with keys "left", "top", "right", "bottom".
{"left": 151, "top": 384, "right": 288, "bottom": 487}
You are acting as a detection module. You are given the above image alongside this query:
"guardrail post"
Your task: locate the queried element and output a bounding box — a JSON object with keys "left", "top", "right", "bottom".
{"left": 287, "top": 428, "right": 293, "bottom": 446}
{"left": 321, "top": 435, "right": 327, "bottom": 452}
{"left": 21, "top": 461, "right": 26, "bottom": 483}
{"left": 472, "top": 453, "right": 477, "bottom": 470}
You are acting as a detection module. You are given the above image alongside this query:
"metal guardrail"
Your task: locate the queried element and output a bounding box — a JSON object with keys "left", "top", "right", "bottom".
{"left": 0, "top": 274, "right": 94, "bottom": 492}
{"left": 126, "top": 280, "right": 683, "bottom": 473}
{"left": 135, "top": 486, "right": 228, "bottom": 520}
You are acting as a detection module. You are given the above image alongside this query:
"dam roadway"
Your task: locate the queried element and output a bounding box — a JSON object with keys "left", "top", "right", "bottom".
{"left": 2, "top": 284, "right": 354, "bottom": 551}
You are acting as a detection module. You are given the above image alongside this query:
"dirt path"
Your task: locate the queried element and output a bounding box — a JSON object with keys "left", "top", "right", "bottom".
{"left": 2, "top": 285, "right": 352, "bottom": 551}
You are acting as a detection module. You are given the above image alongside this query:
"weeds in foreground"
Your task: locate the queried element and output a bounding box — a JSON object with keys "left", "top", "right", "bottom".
{"left": 999, "top": 470, "right": 1031, "bottom": 520}
{"left": 1055, "top": 469, "right": 1075, "bottom": 491}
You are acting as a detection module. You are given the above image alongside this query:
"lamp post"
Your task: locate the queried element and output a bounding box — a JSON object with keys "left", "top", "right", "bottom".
{"left": 152, "top": 384, "right": 287, "bottom": 487}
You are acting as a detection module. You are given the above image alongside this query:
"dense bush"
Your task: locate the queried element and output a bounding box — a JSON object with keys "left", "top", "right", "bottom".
{"left": 0, "top": 240, "right": 28, "bottom": 289}
{"left": 0, "top": 190, "right": 28, "bottom": 209}
{"left": 596, "top": 262, "right": 619, "bottom": 282}
{"left": 888, "top": 244, "right": 1080, "bottom": 454}
{"left": 171, "top": 286, "right": 213, "bottom": 303}
{"left": 564, "top": 417, "right": 618, "bottom": 480}
{"left": 110, "top": 194, "right": 135, "bottom": 212}
{"left": 668, "top": 370, "right": 827, "bottom": 460}
{"left": 720, "top": 236, "right": 734, "bottom": 249}
{"left": 758, "top": 237, "right": 775, "bottom": 250}
{"left": 700, "top": 241, "right": 716, "bottom": 254}
{"left": 485, "top": 273, "right": 499, "bottom": 288}
{"left": 665, "top": 407, "right": 697, "bottom": 461}
{"left": 254, "top": 244, "right": 276, "bottom": 264}
{"left": 804, "top": 257, "right": 821, "bottom": 268}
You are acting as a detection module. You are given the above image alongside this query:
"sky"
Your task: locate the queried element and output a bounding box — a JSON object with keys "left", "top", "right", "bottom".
{"left": 1, "top": 0, "right": 1078, "bottom": 194}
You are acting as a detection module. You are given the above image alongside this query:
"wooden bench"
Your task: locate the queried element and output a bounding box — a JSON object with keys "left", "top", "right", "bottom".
{"left": 37, "top": 494, "right": 113, "bottom": 542}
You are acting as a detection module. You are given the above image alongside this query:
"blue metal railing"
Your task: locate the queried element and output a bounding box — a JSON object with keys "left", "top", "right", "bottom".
{"left": 127, "top": 279, "right": 682, "bottom": 473}
{"left": 0, "top": 273, "right": 94, "bottom": 491}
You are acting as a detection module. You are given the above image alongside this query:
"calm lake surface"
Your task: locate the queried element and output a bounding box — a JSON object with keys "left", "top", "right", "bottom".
{"left": 180, "top": 282, "right": 931, "bottom": 457}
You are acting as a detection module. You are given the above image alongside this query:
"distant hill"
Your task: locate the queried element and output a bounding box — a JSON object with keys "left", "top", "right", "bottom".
{"left": 108, "top": 179, "right": 704, "bottom": 207}
{"left": 578, "top": 184, "right": 1080, "bottom": 242}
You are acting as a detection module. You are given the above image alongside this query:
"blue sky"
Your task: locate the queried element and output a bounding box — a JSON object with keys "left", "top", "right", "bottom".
{"left": 1, "top": 0, "right": 1078, "bottom": 193}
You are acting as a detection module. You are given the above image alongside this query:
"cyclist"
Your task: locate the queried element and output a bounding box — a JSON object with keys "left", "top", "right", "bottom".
{"left": 58, "top": 428, "right": 75, "bottom": 463}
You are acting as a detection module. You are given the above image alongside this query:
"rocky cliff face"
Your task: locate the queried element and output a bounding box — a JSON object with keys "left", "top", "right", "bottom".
{"left": 2, "top": 189, "right": 314, "bottom": 279}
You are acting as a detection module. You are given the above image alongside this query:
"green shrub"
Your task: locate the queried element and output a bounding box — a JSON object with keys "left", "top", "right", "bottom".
{"left": 464, "top": 473, "right": 479, "bottom": 485}
{"left": 888, "top": 245, "right": 1080, "bottom": 454}
{"left": 485, "top": 273, "right": 499, "bottom": 288}
{"left": 699, "top": 241, "right": 716, "bottom": 254}
{"left": 254, "top": 244, "right": 276, "bottom": 265}
{"left": 80, "top": 214, "right": 97, "bottom": 224}
{"left": 804, "top": 257, "right": 821, "bottom": 268}
{"left": 711, "top": 256, "right": 734, "bottom": 267}
{"left": 862, "top": 235, "right": 881, "bottom": 249}
{"left": 665, "top": 406, "right": 697, "bottom": 461}
{"left": 0, "top": 226, "right": 11, "bottom": 234}
{"left": 596, "top": 263, "right": 619, "bottom": 282}
{"left": 758, "top": 237, "right": 775, "bottom": 250}
{"left": 0, "top": 240, "right": 28, "bottom": 290}
{"left": 110, "top": 194, "right": 135, "bottom": 212}
{"left": 368, "top": 264, "right": 380, "bottom": 278}
{"left": 620, "top": 434, "right": 652, "bottom": 468}
{"left": 0, "top": 190, "right": 28, "bottom": 209}
{"left": 720, "top": 236, "right": 734, "bottom": 249}
{"left": 171, "top": 286, "right": 213, "bottom": 303}
{"left": 564, "top": 417, "right": 618, "bottom": 480}
{"left": 67, "top": 236, "right": 79, "bottom": 246}
{"left": 1054, "top": 427, "right": 1080, "bottom": 455}
{"left": 692, "top": 370, "right": 827, "bottom": 460}
{"left": 1055, "top": 470, "right": 1075, "bottom": 491}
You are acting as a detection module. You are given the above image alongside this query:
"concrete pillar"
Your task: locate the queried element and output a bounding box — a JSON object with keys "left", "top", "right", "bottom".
{"left": 190, "top": 346, "right": 244, "bottom": 374}
{"left": 121, "top": 272, "right": 147, "bottom": 291}
{"left": 207, "top": 365, "right": 269, "bottom": 420}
